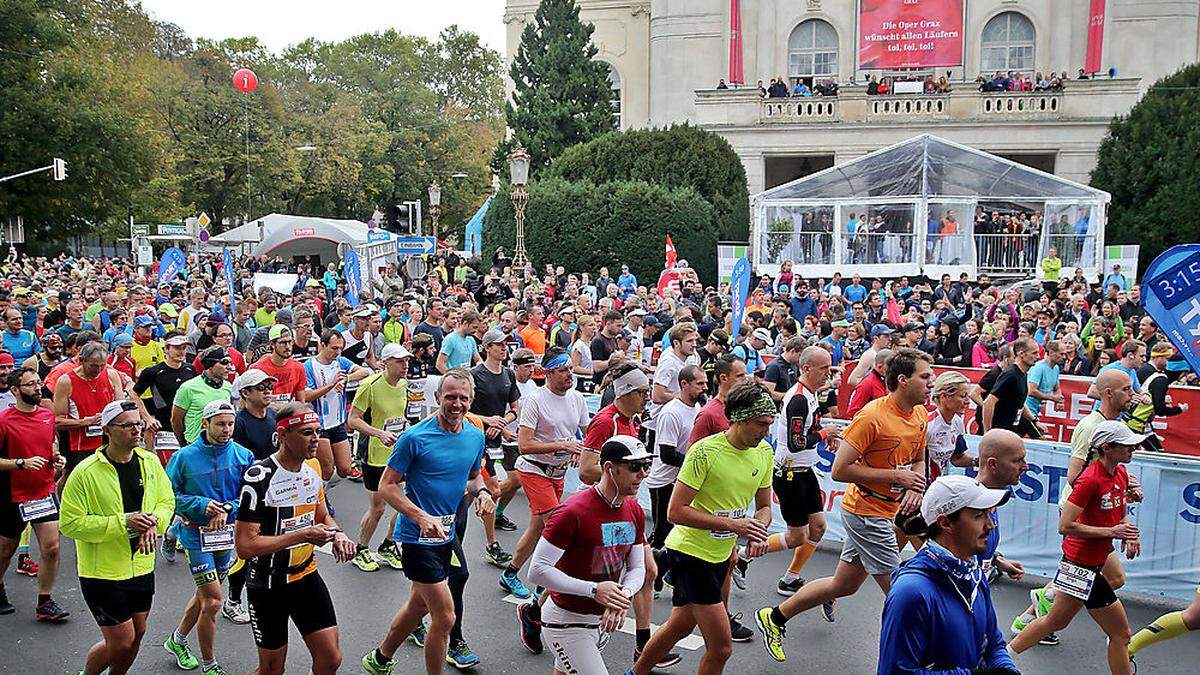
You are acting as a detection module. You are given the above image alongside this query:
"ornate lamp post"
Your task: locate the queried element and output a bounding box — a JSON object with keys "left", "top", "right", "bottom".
{"left": 427, "top": 181, "right": 442, "bottom": 241}
{"left": 507, "top": 145, "right": 531, "bottom": 269}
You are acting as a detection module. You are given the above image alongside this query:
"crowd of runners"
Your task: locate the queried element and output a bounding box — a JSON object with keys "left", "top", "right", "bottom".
{"left": 0, "top": 247, "right": 1197, "bottom": 675}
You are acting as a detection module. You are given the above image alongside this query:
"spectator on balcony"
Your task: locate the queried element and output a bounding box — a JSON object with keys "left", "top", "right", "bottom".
{"left": 877, "top": 76, "right": 891, "bottom": 95}
{"left": 1104, "top": 264, "right": 1129, "bottom": 292}
{"left": 1077, "top": 68, "right": 1090, "bottom": 80}
{"left": 757, "top": 79, "right": 767, "bottom": 97}
{"left": 768, "top": 77, "right": 790, "bottom": 98}
{"left": 814, "top": 78, "right": 839, "bottom": 97}
{"left": 716, "top": 78, "right": 728, "bottom": 90}
{"left": 937, "top": 76, "right": 952, "bottom": 93}
{"left": 923, "top": 75, "right": 938, "bottom": 94}
{"left": 867, "top": 74, "right": 880, "bottom": 96}
{"left": 791, "top": 79, "right": 813, "bottom": 97}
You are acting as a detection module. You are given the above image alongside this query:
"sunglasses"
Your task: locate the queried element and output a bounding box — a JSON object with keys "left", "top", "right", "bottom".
{"left": 618, "top": 460, "right": 652, "bottom": 473}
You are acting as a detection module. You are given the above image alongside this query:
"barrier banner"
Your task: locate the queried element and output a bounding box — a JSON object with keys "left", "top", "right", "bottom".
{"left": 858, "top": 0, "right": 964, "bottom": 70}
{"left": 1142, "top": 244, "right": 1200, "bottom": 378}
{"left": 837, "top": 363, "right": 1200, "bottom": 456}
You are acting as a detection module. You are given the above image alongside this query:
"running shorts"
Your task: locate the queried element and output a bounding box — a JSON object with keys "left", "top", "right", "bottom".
{"left": 80, "top": 573, "right": 155, "bottom": 627}
{"left": 63, "top": 450, "right": 91, "bottom": 473}
{"left": 184, "top": 547, "right": 235, "bottom": 586}
{"left": 401, "top": 541, "right": 455, "bottom": 584}
{"left": 518, "top": 471, "right": 565, "bottom": 515}
{"left": 543, "top": 596, "right": 607, "bottom": 675}
{"left": 773, "top": 467, "right": 823, "bottom": 527}
{"left": 0, "top": 494, "right": 60, "bottom": 539}
{"left": 666, "top": 548, "right": 728, "bottom": 607}
{"left": 839, "top": 511, "right": 901, "bottom": 575}
{"left": 246, "top": 572, "right": 337, "bottom": 650}
{"left": 319, "top": 425, "right": 349, "bottom": 444}
{"left": 362, "top": 463, "right": 386, "bottom": 492}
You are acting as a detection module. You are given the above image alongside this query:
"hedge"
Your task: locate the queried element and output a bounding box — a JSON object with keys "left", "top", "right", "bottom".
{"left": 482, "top": 177, "right": 718, "bottom": 285}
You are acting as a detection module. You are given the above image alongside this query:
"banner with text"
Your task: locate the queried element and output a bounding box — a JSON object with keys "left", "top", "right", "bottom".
{"left": 858, "top": 0, "right": 964, "bottom": 70}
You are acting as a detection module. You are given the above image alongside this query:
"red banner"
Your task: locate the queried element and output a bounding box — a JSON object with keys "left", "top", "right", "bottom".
{"left": 1085, "top": 0, "right": 1106, "bottom": 74}
{"left": 857, "top": 0, "right": 964, "bottom": 70}
{"left": 729, "top": 0, "right": 744, "bottom": 84}
{"left": 837, "top": 364, "right": 1200, "bottom": 456}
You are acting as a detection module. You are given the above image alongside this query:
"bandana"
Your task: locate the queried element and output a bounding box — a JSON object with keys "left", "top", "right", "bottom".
{"left": 921, "top": 538, "right": 982, "bottom": 612}
{"left": 613, "top": 369, "right": 650, "bottom": 398}
{"left": 727, "top": 392, "right": 777, "bottom": 424}
{"left": 542, "top": 353, "right": 571, "bottom": 371}
{"left": 276, "top": 411, "right": 318, "bottom": 432}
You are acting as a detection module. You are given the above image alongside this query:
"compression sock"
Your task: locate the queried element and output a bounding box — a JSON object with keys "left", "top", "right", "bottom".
{"left": 765, "top": 533, "right": 789, "bottom": 554}
{"left": 495, "top": 504, "right": 505, "bottom": 518}
{"left": 1129, "top": 611, "right": 1192, "bottom": 657}
{"left": 770, "top": 606, "right": 789, "bottom": 627}
{"left": 636, "top": 628, "right": 651, "bottom": 650}
{"left": 18, "top": 526, "right": 30, "bottom": 553}
{"left": 788, "top": 543, "right": 817, "bottom": 575}
{"left": 227, "top": 565, "right": 246, "bottom": 603}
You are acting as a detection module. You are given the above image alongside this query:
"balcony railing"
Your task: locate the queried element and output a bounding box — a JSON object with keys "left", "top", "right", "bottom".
{"left": 761, "top": 98, "right": 838, "bottom": 122}
{"left": 978, "top": 92, "right": 1061, "bottom": 117}
{"left": 869, "top": 96, "right": 948, "bottom": 119}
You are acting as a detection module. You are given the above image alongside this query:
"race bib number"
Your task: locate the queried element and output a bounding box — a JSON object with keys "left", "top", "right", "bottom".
{"left": 85, "top": 424, "right": 103, "bottom": 438}
{"left": 282, "top": 512, "right": 315, "bottom": 549}
{"left": 155, "top": 431, "right": 180, "bottom": 451}
{"left": 486, "top": 446, "right": 505, "bottom": 460}
{"left": 1051, "top": 560, "right": 1096, "bottom": 601}
{"left": 199, "top": 524, "right": 236, "bottom": 552}
{"left": 710, "top": 508, "right": 744, "bottom": 540}
{"left": 19, "top": 496, "right": 57, "bottom": 522}
{"left": 384, "top": 417, "right": 406, "bottom": 435}
{"left": 892, "top": 464, "right": 913, "bottom": 495}
{"left": 418, "top": 514, "right": 456, "bottom": 544}
{"left": 267, "top": 393, "right": 293, "bottom": 404}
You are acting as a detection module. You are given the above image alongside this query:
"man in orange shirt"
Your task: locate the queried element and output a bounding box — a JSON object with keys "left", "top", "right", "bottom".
{"left": 517, "top": 307, "right": 547, "bottom": 381}
{"left": 753, "top": 348, "right": 933, "bottom": 663}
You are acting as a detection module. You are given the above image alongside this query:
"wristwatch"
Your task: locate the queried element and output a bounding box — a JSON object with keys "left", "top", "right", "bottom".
{"left": 15, "top": 458, "right": 24, "bottom": 470}
{"left": 221, "top": 502, "right": 233, "bottom": 515}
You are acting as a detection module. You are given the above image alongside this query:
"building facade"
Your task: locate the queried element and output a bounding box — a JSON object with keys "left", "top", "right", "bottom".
{"left": 504, "top": 0, "right": 1200, "bottom": 193}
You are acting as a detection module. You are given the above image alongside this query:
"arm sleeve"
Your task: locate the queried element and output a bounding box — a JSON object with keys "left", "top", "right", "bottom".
{"left": 876, "top": 584, "right": 972, "bottom": 675}
{"left": 529, "top": 540, "right": 598, "bottom": 598}
{"left": 655, "top": 408, "right": 687, "bottom": 467}
{"left": 618, "top": 544, "right": 647, "bottom": 596}
{"left": 784, "top": 393, "right": 822, "bottom": 453}
{"left": 1149, "top": 376, "right": 1183, "bottom": 416}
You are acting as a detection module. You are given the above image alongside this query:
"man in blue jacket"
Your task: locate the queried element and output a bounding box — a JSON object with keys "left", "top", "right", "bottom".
{"left": 877, "top": 475, "right": 1019, "bottom": 675}
{"left": 163, "top": 400, "right": 256, "bottom": 675}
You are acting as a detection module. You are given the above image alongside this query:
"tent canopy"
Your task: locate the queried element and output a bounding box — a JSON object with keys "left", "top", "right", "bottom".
{"left": 208, "top": 213, "right": 374, "bottom": 260}
{"left": 755, "top": 134, "right": 1109, "bottom": 202}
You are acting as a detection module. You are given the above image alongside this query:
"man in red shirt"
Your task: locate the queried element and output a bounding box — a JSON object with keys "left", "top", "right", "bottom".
{"left": 251, "top": 325, "right": 307, "bottom": 408}
{"left": 0, "top": 366, "right": 68, "bottom": 620}
{"left": 688, "top": 355, "right": 747, "bottom": 446}
{"left": 1007, "top": 420, "right": 1144, "bottom": 674}
{"left": 844, "top": 349, "right": 891, "bottom": 419}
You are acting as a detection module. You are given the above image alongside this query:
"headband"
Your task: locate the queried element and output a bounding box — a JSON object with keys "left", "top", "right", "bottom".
{"left": 512, "top": 355, "right": 535, "bottom": 366}
{"left": 728, "top": 392, "right": 777, "bottom": 424}
{"left": 613, "top": 369, "right": 650, "bottom": 398}
{"left": 276, "top": 411, "right": 319, "bottom": 432}
{"left": 543, "top": 353, "right": 571, "bottom": 371}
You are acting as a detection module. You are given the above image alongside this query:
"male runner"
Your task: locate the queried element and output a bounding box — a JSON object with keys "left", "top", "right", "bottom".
{"left": 644, "top": 324, "right": 699, "bottom": 449}
{"left": 348, "top": 342, "right": 412, "bottom": 572}
{"left": 0, "top": 366, "right": 68, "bottom": 621}
{"left": 162, "top": 401, "right": 255, "bottom": 675}
{"left": 469, "top": 328, "right": 519, "bottom": 567}
{"left": 755, "top": 348, "right": 932, "bottom": 662}
{"left": 133, "top": 333, "right": 196, "bottom": 465}
{"left": 251, "top": 325, "right": 307, "bottom": 409}
{"left": 528, "top": 435, "right": 652, "bottom": 675}
{"left": 170, "top": 346, "right": 233, "bottom": 446}
{"left": 492, "top": 348, "right": 538, "bottom": 532}
{"left": 974, "top": 429, "right": 1029, "bottom": 580}
{"left": 62, "top": 400, "right": 176, "bottom": 675}
{"left": 362, "top": 369, "right": 494, "bottom": 675}
{"left": 305, "top": 329, "right": 371, "bottom": 480}
{"left": 52, "top": 342, "right": 125, "bottom": 476}
{"left": 629, "top": 381, "right": 774, "bottom": 675}
{"left": 234, "top": 403, "right": 356, "bottom": 675}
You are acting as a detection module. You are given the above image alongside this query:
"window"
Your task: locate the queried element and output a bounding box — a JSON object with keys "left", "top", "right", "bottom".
{"left": 788, "top": 20, "right": 838, "bottom": 83}
{"left": 981, "top": 12, "right": 1035, "bottom": 72}
{"left": 605, "top": 63, "right": 622, "bottom": 129}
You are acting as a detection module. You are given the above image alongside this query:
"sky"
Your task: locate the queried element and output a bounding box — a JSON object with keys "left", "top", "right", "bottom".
{"left": 140, "top": 0, "right": 508, "bottom": 55}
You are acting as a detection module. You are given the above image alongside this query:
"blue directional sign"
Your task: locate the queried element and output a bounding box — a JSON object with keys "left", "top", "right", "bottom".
{"left": 396, "top": 236, "right": 436, "bottom": 255}
{"left": 366, "top": 229, "right": 393, "bottom": 244}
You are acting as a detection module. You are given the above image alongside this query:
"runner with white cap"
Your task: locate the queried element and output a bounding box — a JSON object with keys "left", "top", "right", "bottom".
{"left": 133, "top": 333, "right": 196, "bottom": 466}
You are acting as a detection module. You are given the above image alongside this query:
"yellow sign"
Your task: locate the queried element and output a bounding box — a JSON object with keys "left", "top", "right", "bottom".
{"left": 197, "top": 212, "right": 211, "bottom": 228}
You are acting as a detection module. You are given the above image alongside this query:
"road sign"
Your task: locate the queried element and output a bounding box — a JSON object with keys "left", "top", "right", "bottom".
{"left": 159, "top": 223, "right": 187, "bottom": 235}
{"left": 130, "top": 224, "right": 150, "bottom": 237}
{"left": 367, "top": 229, "right": 393, "bottom": 245}
{"left": 198, "top": 212, "right": 211, "bottom": 228}
{"left": 396, "top": 236, "right": 436, "bottom": 255}
{"left": 136, "top": 245, "right": 154, "bottom": 265}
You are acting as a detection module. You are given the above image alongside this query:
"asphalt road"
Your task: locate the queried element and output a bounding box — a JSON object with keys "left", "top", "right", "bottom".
{"left": 2, "top": 478, "right": 1195, "bottom": 675}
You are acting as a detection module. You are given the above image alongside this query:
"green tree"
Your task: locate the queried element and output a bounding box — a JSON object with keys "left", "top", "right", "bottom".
{"left": 498, "top": 0, "right": 613, "bottom": 175}
{"left": 1092, "top": 64, "right": 1200, "bottom": 267}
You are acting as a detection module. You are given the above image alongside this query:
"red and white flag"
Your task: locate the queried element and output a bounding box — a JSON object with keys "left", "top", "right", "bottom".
{"left": 665, "top": 234, "right": 678, "bottom": 269}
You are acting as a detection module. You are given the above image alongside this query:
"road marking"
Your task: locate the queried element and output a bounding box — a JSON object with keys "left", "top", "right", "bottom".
{"left": 501, "top": 595, "right": 705, "bottom": 650}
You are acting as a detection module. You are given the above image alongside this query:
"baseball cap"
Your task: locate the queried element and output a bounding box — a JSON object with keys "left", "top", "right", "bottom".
{"left": 158, "top": 303, "right": 178, "bottom": 318}
{"left": 481, "top": 328, "right": 507, "bottom": 346}
{"left": 268, "top": 324, "right": 293, "bottom": 341}
{"left": 1090, "top": 420, "right": 1151, "bottom": 448}
{"left": 599, "top": 434, "right": 654, "bottom": 464}
{"left": 132, "top": 315, "right": 155, "bottom": 328}
{"left": 628, "top": 308, "right": 647, "bottom": 317}
{"left": 352, "top": 305, "right": 377, "bottom": 318}
{"left": 751, "top": 328, "right": 772, "bottom": 343}
{"left": 233, "top": 368, "right": 277, "bottom": 392}
{"left": 165, "top": 335, "right": 189, "bottom": 347}
{"left": 306, "top": 279, "right": 320, "bottom": 287}
{"left": 831, "top": 319, "right": 851, "bottom": 328}
{"left": 99, "top": 400, "right": 139, "bottom": 428}
{"left": 558, "top": 305, "right": 576, "bottom": 316}
{"left": 643, "top": 315, "right": 660, "bottom": 328}
{"left": 0, "top": 353, "right": 13, "bottom": 366}
{"left": 201, "top": 400, "right": 237, "bottom": 420}
{"left": 111, "top": 333, "right": 133, "bottom": 348}
{"left": 869, "top": 324, "right": 894, "bottom": 339}
{"left": 199, "top": 346, "right": 229, "bottom": 368}
{"left": 904, "top": 322, "right": 925, "bottom": 333}
{"left": 12, "top": 288, "right": 28, "bottom": 296}
{"left": 920, "top": 475, "right": 1011, "bottom": 525}
{"left": 380, "top": 343, "right": 413, "bottom": 360}
{"left": 42, "top": 333, "right": 62, "bottom": 346}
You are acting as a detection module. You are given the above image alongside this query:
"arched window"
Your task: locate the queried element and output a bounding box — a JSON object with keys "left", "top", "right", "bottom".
{"left": 788, "top": 20, "right": 838, "bottom": 82}
{"left": 981, "top": 12, "right": 1035, "bottom": 72}
{"left": 605, "top": 63, "right": 622, "bottom": 129}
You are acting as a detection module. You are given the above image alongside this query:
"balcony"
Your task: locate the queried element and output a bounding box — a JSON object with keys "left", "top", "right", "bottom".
{"left": 693, "top": 77, "right": 1142, "bottom": 128}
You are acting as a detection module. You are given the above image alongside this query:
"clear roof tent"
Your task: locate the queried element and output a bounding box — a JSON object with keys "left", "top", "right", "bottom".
{"left": 750, "top": 134, "right": 1110, "bottom": 280}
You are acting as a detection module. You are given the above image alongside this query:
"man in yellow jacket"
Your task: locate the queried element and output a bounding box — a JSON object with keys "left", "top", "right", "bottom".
{"left": 61, "top": 399, "right": 175, "bottom": 675}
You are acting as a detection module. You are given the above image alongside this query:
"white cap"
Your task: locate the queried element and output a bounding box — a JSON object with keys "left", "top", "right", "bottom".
{"left": 380, "top": 343, "right": 412, "bottom": 360}
{"left": 202, "top": 399, "right": 236, "bottom": 420}
{"left": 920, "top": 475, "right": 1011, "bottom": 524}
{"left": 99, "top": 400, "right": 139, "bottom": 428}
{"left": 233, "top": 368, "right": 277, "bottom": 392}
{"left": 1090, "top": 420, "right": 1151, "bottom": 448}
{"left": 352, "top": 305, "right": 378, "bottom": 318}
{"left": 751, "top": 327, "right": 772, "bottom": 343}
{"left": 628, "top": 308, "right": 647, "bottom": 317}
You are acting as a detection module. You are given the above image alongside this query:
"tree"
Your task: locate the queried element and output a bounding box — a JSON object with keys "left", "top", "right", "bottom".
{"left": 497, "top": 0, "right": 613, "bottom": 175}
{"left": 1092, "top": 64, "right": 1200, "bottom": 268}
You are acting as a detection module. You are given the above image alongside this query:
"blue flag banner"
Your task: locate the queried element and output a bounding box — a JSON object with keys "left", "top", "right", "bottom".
{"left": 157, "top": 247, "right": 186, "bottom": 287}
{"left": 1142, "top": 244, "right": 1200, "bottom": 377}
{"left": 223, "top": 248, "right": 237, "bottom": 320}
{"left": 344, "top": 249, "right": 362, "bottom": 308}
{"left": 729, "top": 257, "right": 751, "bottom": 339}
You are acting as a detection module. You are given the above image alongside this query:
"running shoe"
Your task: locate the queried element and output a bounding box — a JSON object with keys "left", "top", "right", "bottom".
{"left": 494, "top": 513, "right": 518, "bottom": 531}
{"left": 164, "top": 635, "right": 199, "bottom": 670}
{"left": 729, "top": 612, "right": 753, "bottom": 643}
{"left": 517, "top": 600, "right": 543, "bottom": 654}
{"left": 482, "top": 542, "right": 512, "bottom": 568}
{"left": 1031, "top": 587, "right": 1053, "bottom": 618}
{"left": 410, "top": 621, "right": 427, "bottom": 647}
{"left": 352, "top": 547, "right": 380, "bottom": 572}
{"left": 820, "top": 599, "right": 836, "bottom": 623}
{"left": 376, "top": 543, "right": 403, "bottom": 570}
{"left": 634, "top": 647, "right": 683, "bottom": 669}
{"left": 776, "top": 576, "right": 805, "bottom": 597}
{"left": 362, "top": 650, "right": 395, "bottom": 675}
{"left": 753, "top": 607, "right": 787, "bottom": 662}
{"left": 0, "top": 584, "right": 13, "bottom": 615}
{"left": 35, "top": 598, "right": 69, "bottom": 622}
{"left": 446, "top": 639, "right": 481, "bottom": 669}
{"left": 347, "top": 466, "right": 364, "bottom": 483}
{"left": 221, "top": 599, "right": 250, "bottom": 624}
{"left": 161, "top": 535, "right": 177, "bottom": 564}
{"left": 1039, "top": 632, "right": 1061, "bottom": 646}
{"left": 16, "top": 554, "right": 38, "bottom": 577}
{"left": 499, "top": 569, "right": 532, "bottom": 599}
{"left": 732, "top": 557, "right": 749, "bottom": 590}
{"left": 202, "top": 665, "right": 228, "bottom": 675}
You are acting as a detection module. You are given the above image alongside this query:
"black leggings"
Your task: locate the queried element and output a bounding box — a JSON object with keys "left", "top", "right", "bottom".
{"left": 227, "top": 564, "right": 247, "bottom": 603}
{"left": 649, "top": 484, "right": 674, "bottom": 550}
{"left": 449, "top": 494, "right": 470, "bottom": 643}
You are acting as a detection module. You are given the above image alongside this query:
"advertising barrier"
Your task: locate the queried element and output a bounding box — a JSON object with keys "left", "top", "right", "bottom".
{"left": 858, "top": 0, "right": 964, "bottom": 70}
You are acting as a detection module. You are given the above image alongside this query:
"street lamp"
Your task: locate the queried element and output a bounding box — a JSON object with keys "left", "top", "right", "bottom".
{"left": 507, "top": 144, "right": 531, "bottom": 269}
{"left": 428, "top": 181, "right": 442, "bottom": 240}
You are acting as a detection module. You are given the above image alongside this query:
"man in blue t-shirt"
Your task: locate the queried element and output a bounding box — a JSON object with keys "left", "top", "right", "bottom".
{"left": 1091, "top": 339, "right": 1147, "bottom": 411}
{"left": 436, "top": 310, "right": 482, "bottom": 373}
{"left": 1, "top": 308, "right": 40, "bottom": 361}
{"left": 364, "top": 369, "right": 494, "bottom": 674}
{"left": 843, "top": 274, "right": 868, "bottom": 305}
{"left": 1025, "top": 340, "right": 1065, "bottom": 418}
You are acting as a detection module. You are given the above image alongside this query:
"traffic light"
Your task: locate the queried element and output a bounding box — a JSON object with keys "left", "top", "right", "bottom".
{"left": 51, "top": 158, "right": 66, "bottom": 181}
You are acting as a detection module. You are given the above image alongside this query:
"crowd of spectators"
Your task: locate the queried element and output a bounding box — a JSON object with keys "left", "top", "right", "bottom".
{"left": 721, "top": 67, "right": 1099, "bottom": 99}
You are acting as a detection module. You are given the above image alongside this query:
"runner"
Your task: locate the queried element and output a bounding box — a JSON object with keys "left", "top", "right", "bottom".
{"left": 755, "top": 348, "right": 932, "bottom": 662}
{"left": 925, "top": 371, "right": 977, "bottom": 480}
{"left": 133, "top": 333, "right": 195, "bottom": 465}
{"left": 361, "top": 368, "right": 494, "bottom": 675}
{"left": 500, "top": 347, "right": 589, "bottom": 601}
{"left": 0, "top": 366, "right": 68, "bottom": 621}
{"left": 348, "top": 343, "right": 412, "bottom": 572}
{"left": 975, "top": 429, "right": 1029, "bottom": 580}
{"left": 162, "top": 400, "right": 255, "bottom": 675}
{"left": 528, "top": 434, "right": 652, "bottom": 675}
{"left": 629, "top": 380, "right": 774, "bottom": 675}
{"left": 644, "top": 324, "right": 700, "bottom": 450}
{"left": 492, "top": 348, "right": 537, "bottom": 533}
{"left": 469, "top": 328, "right": 519, "bottom": 567}
{"left": 1006, "top": 421, "right": 1146, "bottom": 675}
{"left": 304, "top": 329, "right": 371, "bottom": 481}
{"left": 983, "top": 337, "right": 1044, "bottom": 438}
{"left": 61, "top": 400, "right": 176, "bottom": 675}
{"left": 251, "top": 325, "right": 307, "bottom": 409}
{"left": 234, "top": 402, "right": 356, "bottom": 675}
{"left": 52, "top": 342, "right": 128, "bottom": 476}
{"left": 171, "top": 346, "right": 234, "bottom": 446}
{"left": 735, "top": 346, "right": 842, "bottom": 596}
